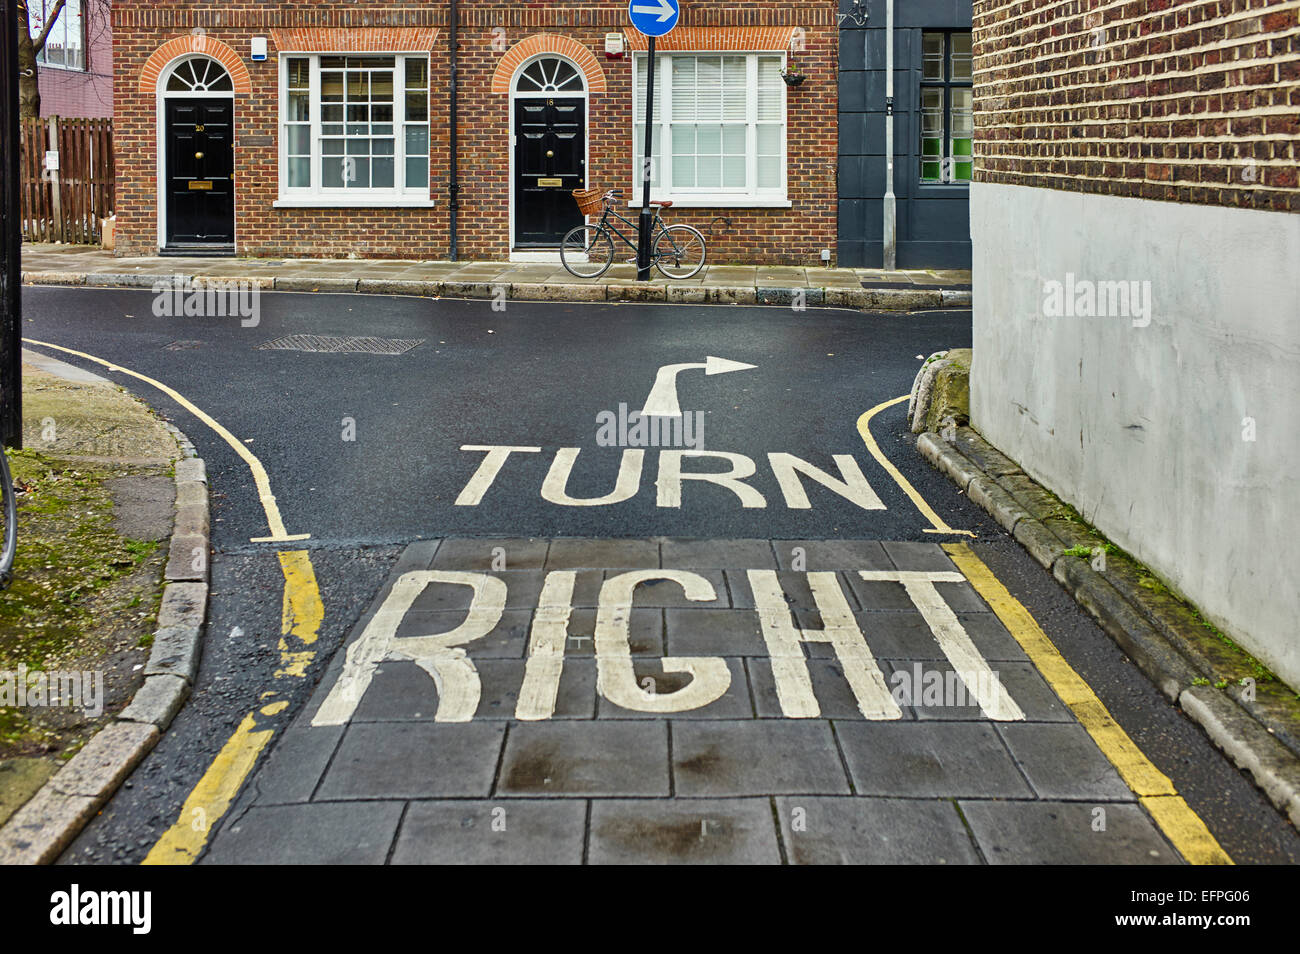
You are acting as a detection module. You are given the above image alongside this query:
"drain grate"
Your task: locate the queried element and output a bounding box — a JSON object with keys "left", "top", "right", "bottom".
{"left": 256, "top": 334, "right": 425, "bottom": 355}
{"left": 163, "top": 340, "right": 205, "bottom": 351}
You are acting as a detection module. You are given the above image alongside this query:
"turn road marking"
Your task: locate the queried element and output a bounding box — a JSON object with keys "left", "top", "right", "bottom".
{"left": 20, "top": 343, "right": 1229, "bottom": 865}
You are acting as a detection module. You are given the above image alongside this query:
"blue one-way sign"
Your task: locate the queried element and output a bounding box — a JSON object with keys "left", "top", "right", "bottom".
{"left": 628, "top": 0, "right": 679, "bottom": 37}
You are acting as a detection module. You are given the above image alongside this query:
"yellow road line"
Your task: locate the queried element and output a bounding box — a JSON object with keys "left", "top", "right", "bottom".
{"left": 19, "top": 341, "right": 326, "bottom": 863}
{"left": 23, "top": 338, "right": 307, "bottom": 544}
{"left": 142, "top": 703, "right": 283, "bottom": 865}
{"left": 857, "top": 395, "right": 974, "bottom": 537}
{"left": 1139, "top": 796, "right": 1234, "bottom": 867}
{"left": 277, "top": 550, "right": 324, "bottom": 679}
{"left": 144, "top": 552, "right": 324, "bottom": 864}
{"left": 945, "top": 542, "right": 1233, "bottom": 865}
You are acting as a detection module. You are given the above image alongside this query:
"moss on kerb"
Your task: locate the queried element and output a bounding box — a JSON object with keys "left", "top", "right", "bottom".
{"left": 961, "top": 441, "right": 1288, "bottom": 694}
{"left": 924, "top": 348, "right": 972, "bottom": 432}
{"left": 0, "top": 449, "right": 162, "bottom": 758}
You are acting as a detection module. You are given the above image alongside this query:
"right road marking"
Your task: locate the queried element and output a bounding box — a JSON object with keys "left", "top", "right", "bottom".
{"left": 945, "top": 542, "right": 1233, "bottom": 865}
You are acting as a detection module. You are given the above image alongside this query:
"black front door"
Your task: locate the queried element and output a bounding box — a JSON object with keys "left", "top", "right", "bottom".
{"left": 165, "top": 98, "right": 235, "bottom": 249}
{"left": 514, "top": 97, "right": 585, "bottom": 247}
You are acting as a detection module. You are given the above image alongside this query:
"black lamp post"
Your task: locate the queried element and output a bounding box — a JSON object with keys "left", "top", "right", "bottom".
{"left": 635, "top": 35, "right": 656, "bottom": 282}
{"left": 1, "top": 0, "right": 22, "bottom": 450}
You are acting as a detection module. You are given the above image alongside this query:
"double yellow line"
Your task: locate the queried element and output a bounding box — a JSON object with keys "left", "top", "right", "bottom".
{"left": 27, "top": 344, "right": 1229, "bottom": 866}
{"left": 858, "top": 392, "right": 1230, "bottom": 864}
{"left": 25, "top": 339, "right": 323, "bottom": 865}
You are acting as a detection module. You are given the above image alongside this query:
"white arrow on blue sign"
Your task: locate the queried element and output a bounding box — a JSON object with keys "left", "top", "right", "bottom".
{"left": 628, "top": 0, "right": 679, "bottom": 38}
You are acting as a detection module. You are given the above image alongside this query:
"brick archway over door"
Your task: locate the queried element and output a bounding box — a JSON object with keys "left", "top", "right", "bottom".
{"left": 138, "top": 35, "right": 252, "bottom": 95}
{"left": 491, "top": 34, "right": 606, "bottom": 95}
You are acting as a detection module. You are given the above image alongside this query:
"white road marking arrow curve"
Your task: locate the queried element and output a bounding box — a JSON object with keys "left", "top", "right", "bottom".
{"left": 631, "top": 0, "right": 676, "bottom": 22}
{"left": 640, "top": 355, "right": 757, "bottom": 418}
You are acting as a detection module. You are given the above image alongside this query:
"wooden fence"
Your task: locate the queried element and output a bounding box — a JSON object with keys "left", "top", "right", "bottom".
{"left": 18, "top": 117, "right": 115, "bottom": 245}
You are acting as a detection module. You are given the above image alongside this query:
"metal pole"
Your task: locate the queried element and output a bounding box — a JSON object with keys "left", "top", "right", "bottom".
{"left": 882, "top": 0, "right": 896, "bottom": 270}
{"left": 636, "top": 35, "right": 656, "bottom": 282}
{"left": 1, "top": 0, "right": 22, "bottom": 449}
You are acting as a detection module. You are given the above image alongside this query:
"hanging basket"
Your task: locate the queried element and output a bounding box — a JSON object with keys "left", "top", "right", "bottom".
{"left": 781, "top": 72, "right": 807, "bottom": 87}
{"left": 572, "top": 188, "right": 606, "bottom": 216}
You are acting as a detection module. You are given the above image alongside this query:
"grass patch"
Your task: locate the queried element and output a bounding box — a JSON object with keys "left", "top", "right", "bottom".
{"left": 1063, "top": 542, "right": 1119, "bottom": 558}
{"left": 0, "top": 449, "right": 163, "bottom": 756}
{"left": 1, "top": 450, "right": 156, "bottom": 670}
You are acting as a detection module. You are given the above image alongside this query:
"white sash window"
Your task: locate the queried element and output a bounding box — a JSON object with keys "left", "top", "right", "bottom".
{"left": 34, "top": 0, "right": 86, "bottom": 71}
{"left": 633, "top": 52, "right": 790, "bottom": 207}
{"left": 277, "top": 53, "right": 434, "bottom": 208}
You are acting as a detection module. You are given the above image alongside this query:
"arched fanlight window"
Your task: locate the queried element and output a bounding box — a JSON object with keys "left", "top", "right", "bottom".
{"left": 166, "top": 57, "right": 234, "bottom": 93}
{"left": 516, "top": 57, "right": 583, "bottom": 93}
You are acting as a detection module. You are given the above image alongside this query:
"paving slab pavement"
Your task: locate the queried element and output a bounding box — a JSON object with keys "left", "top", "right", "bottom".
{"left": 204, "top": 536, "right": 1184, "bottom": 865}
{"left": 20, "top": 245, "right": 971, "bottom": 312}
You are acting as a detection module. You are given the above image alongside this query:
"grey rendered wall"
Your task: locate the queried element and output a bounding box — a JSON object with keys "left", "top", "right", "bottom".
{"left": 837, "top": 0, "right": 972, "bottom": 268}
{"left": 970, "top": 181, "right": 1300, "bottom": 688}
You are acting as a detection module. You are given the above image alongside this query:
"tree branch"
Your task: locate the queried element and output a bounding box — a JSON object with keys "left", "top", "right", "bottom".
{"left": 24, "top": 0, "right": 70, "bottom": 56}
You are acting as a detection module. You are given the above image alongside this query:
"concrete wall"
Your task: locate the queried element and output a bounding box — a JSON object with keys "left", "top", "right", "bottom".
{"left": 970, "top": 181, "right": 1300, "bottom": 687}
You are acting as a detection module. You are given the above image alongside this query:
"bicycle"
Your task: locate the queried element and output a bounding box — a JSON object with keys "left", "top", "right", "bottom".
{"left": 561, "top": 189, "right": 707, "bottom": 281}
{"left": 0, "top": 446, "right": 14, "bottom": 589}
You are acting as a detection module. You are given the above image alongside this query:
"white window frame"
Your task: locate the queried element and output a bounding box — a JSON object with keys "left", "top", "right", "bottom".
{"left": 631, "top": 50, "right": 790, "bottom": 209}
{"left": 34, "top": 0, "right": 86, "bottom": 72}
{"left": 274, "top": 52, "right": 435, "bottom": 209}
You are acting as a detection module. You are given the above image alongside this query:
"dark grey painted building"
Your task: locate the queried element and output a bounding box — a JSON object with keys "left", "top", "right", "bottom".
{"left": 838, "top": 0, "right": 973, "bottom": 268}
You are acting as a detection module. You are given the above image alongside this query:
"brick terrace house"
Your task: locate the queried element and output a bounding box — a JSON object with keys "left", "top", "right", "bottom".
{"left": 32, "top": 0, "right": 114, "bottom": 118}
{"left": 111, "top": 1, "right": 840, "bottom": 262}
{"left": 968, "top": 0, "right": 1299, "bottom": 685}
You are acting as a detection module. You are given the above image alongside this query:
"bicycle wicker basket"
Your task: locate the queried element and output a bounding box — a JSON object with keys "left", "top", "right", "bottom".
{"left": 572, "top": 188, "right": 606, "bottom": 216}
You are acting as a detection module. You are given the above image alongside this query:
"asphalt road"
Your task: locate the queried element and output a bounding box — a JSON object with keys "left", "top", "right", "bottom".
{"left": 16, "top": 286, "right": 1297, "bottom": 864}
{"left": 25, "top": 287, "right": 998, "bottom": 544}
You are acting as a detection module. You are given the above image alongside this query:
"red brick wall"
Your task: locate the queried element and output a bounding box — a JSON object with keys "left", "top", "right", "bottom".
{"left": 973, "top": 0, "right": 1300, "bottom": 212}
{"left": 112, "top": 2, "right": 836, "bottom": 263}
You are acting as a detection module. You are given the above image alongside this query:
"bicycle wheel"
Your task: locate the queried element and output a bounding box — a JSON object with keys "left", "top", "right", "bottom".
{"left": 654, "top": 224, "right": 707, "bottom": 280}
{"left": 0, "top": 449, "right": 15, "bottom": 588}
{"left": 560, "top": 225, "right": 615, "bottom": 279}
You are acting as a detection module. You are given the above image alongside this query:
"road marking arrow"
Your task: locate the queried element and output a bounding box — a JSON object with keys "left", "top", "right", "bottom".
{"left": 631, "top": 0, "right": 676, "bottom": 22}
{"left": 640, "top": 355, "right": 757, "bottom": 418}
